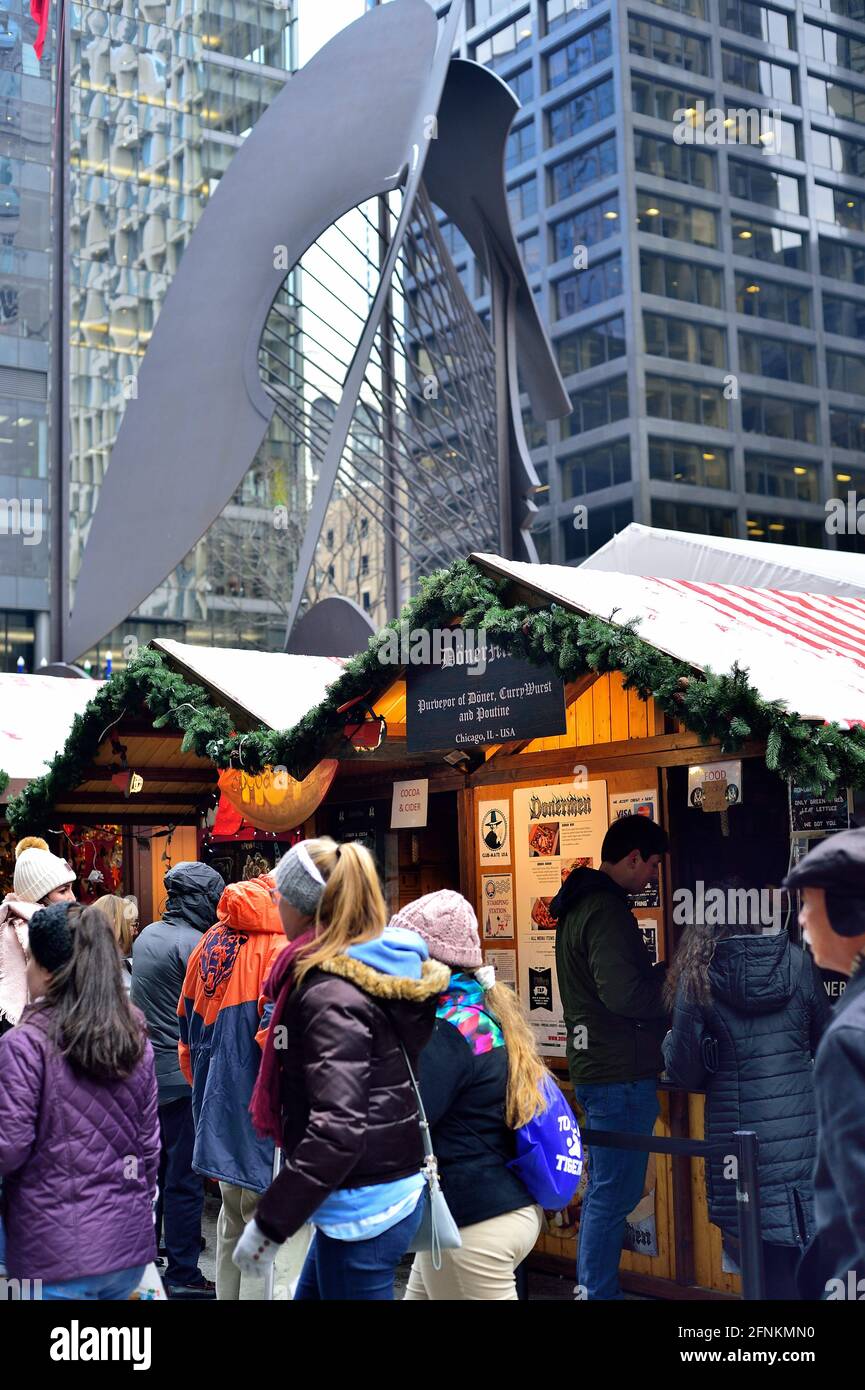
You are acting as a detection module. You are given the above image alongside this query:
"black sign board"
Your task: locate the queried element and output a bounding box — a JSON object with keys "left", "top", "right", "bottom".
{"left": 790, "top": 785, "right": 851, "bottom": 835}
{"left": 405, "top": 645, "right": 566, "bottom": 753}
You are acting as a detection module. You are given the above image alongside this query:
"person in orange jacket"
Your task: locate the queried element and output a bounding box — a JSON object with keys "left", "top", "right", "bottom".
{"left": 178, "top": 871, "right": 310, "bottom": 1298}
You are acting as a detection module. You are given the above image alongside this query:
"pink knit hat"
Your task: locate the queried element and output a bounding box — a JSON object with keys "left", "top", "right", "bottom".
{"left": 391, "top": 890, "right": 482, "bottom": 969}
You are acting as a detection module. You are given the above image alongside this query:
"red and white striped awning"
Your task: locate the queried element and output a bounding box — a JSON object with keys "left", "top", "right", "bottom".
{"left": 471, "top": 556, "right": 865, "bottom": 729}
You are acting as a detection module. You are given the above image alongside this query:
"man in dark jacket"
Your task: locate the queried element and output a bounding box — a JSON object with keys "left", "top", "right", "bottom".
{"left": 784, "top": 829, "right": 865, "bottom": 1300}
{"left": 132, "top": 860, "right": 225, "bottom": 1298}
{"left": 551, "top": 813, "right": 668, "bottom": 1299}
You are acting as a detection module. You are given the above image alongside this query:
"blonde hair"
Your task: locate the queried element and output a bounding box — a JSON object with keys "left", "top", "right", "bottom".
{"left": 93, "top": 894, "right": 139, "bottom": 956}
{"left": 481, "top": 981, "right": 553, "bottom": 1129}
{"left": 293, "top": 837, "right": 387, "bottom": 985}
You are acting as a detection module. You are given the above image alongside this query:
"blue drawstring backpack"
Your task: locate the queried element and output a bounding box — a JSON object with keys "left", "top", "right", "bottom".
{"left": 507, "top": 1076, "right": 584, "bottom": 1210}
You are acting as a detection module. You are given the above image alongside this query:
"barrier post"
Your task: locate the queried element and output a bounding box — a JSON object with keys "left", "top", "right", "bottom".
{"left": 734, "top": 1130, "right": 765, "bottom": 1300}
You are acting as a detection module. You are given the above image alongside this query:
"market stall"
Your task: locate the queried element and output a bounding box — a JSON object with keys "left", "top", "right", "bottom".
{"left": 8, "top": 553, "right": 865, "bottom": 1298}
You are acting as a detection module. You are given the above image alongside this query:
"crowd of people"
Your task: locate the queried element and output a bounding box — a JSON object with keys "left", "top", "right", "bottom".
{"left": 0, "top": 815, "right": 863, "bottom": 1302}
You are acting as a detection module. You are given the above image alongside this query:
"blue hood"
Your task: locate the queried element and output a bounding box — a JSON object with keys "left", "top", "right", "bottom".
{"left": 346, "top": 925, "right": 429, "bottom": 980}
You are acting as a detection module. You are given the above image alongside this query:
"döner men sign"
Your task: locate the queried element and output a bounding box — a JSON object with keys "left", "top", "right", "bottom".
{"left": 405, "top": 644, "right": 566, "bottom": 753}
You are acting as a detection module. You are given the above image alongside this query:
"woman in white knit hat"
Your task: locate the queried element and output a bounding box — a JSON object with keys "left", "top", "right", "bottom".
{"left": 0, "top": 837, "right": 76, "bottom": 1035}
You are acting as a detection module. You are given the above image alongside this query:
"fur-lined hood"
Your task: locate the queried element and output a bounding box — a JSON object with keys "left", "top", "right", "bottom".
{"left": 319, "top": 953, "right": 450, "bottom": 1002}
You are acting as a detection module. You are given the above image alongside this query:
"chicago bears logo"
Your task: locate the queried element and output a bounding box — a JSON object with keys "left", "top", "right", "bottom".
{"left": 200, "top": 927, "right": 248, "bottom": 997}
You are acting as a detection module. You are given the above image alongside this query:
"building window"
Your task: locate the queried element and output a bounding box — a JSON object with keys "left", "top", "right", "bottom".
{"left": 523, "top": 409, "right": 549, "bottom": 450}
{"left": 644, "top": 312, "right": 727, "bottom": 367}
{"left": 741, "top": 392, "right": 820, "bottom": 442}
{"left": 0, "top": 399, "right": 48, "bottom": 478}
{"left": 628, "top": 18, "right": 710, "bottom": 75}
{"left": 814, "top": 183, "right": 865, "bottom": 233}
{"left": 649, "top": 439, "right": 731, "bottom": 488}
{"left": 720, "top": 1, "right": 792, "bottom": 47}
{"left": 634, "top": 133, "right": 717, "bottom": 190}
{"left": 831, "top": 407, "right": 865, "bottom": 450}
{"left": 508, "top": 66, "right": 535, "bottom": 104}
{"left": 824, "top": 292, "right": 865, "bottom": 338}
{"left": 631, "top": 75, "right": 706, "bottom": 123}
{"left": 554, "top": 255, "right": 623, "bottom": 318}
{"left": 562, "top": 500, "right": 633, "bottom": 561}
{"left": 546, "top": 21, "right": 612, "bottom": 90}
{"left": 506, "top": 122, "right": 537, "bottom": 170}
{"left": 362, "top": 591, "right": 370, "bottom": 611}
{"left": 827, "top": 349, "right": 865, "bottom": 395}
{"left": 563, "top": 377, "right": 629, "bottom": 436}
{"left": 722, "top": 110, "right": 800, "bottom": 159}
{"left": 555, "top": 315, "right": 626, "bottom": 374}
{"left": 813, "top": 0, "right": 865, "bottom": 24}
{"left": 544, "top": 0, "right": 607, "bottom": 33}
{"left": 728, "top": 158, "right": 801, "bottom": 214}
{"left": 473, "top": 13, "right": 534, "bottom": 70}
{"left": 439, "top": 221, "right": 468, "bottom": 259}
{"left": 471, "top": 0, "right": 514, "bottom": 24}
{"left": 551, "top": 195, "right": 620, "bottom": 258}
{"left": 641, "top": 251, "right": 725, "bottom": 307}
{"left": 561, "top": 440, "right": 631, "bottom": 499}
{"left": 645, "top": 375, "right": 729, "bottom": 428}
{"left": 721, "top": 46, "right": 796, "bottom": 101}
{"left": 810, "top": 75, "right": 865, "bottom": 126}
{"left": 820, "top": 236, "right": 865, "bottom": 285}
{"left": 636, "top": 191, "right": 718, "bottom": 247}
{"left": 0, "top": 610, "right": 35, "bottom": 673}
{"left": 731, "top": 216, "right": 807, "bottom": 270}
{"left": 745, "top": 454, "right": 821, "bottom": 503}
{"left": 549, "top": 134, "right": 617, "bottom": 202}
{"left": 746, "top": 514, "right": 825, "bottom": 545}
{"left": 507, "top": 175, "right": 538, "bottom": 222}
{"left": 740, "top": 333, "right": 815, "bottom": 384}
{"left": 547, "top": 76, "right": 615, "bottom": 146}
{"left": 647, "top": 0, "right": 706, "bottom": 14}
{"left": 735, "top": 273, "right": 811, "bottom": 326}
{"left": 651, "top": 500, "right": 737, "bottom": 536}
{"left": 804, "top": 20, "right": 865, "bottom": 73}
{"left": 518, "top": 231, "right": 541, "bottom": 273}
{"left": 811, "top": 129, "right": 865, "bottom": 178}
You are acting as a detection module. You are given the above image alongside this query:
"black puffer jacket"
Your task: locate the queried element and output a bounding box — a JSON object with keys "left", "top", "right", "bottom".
{"left": 663, "top": 931, "right": 830, "bottom": 1246}
{"left": 255, "top": 951, "right": 449, "bottom": 1242}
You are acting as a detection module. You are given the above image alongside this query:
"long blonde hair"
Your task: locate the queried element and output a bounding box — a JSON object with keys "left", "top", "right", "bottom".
{"left": 480, "top": 980, "right": 553, "bottom": 1129}
{"left": 92, "top": 893, "right": 139, "bottom": 956}
{"left": 293, "top": 837, "right": 387, "bottom": 985}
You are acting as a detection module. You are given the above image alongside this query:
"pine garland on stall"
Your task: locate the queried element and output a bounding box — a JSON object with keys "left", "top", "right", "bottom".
{"left": 7, "top": 558, "right": 865, "bottom": 836}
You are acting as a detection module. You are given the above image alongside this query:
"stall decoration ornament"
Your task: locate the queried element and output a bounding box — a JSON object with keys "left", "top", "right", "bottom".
{"left": 7, "top": 559, "right": 865, "bottom": 836}
{"left": 217, "top": 760, "right": 338, "bottom": 834}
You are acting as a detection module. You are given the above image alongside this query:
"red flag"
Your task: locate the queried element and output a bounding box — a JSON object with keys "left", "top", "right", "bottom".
{"left": 30, "top": 0, "right": 50, "bottom": 60}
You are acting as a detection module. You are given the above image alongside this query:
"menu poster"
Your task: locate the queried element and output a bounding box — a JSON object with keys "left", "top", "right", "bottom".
{"left": 481, "top": 873, "right": 514, "bottom": 939}
{"left": 638, "top": 920, "right": 658, "bottom": 966}
{"left": 513, "top": 782, "right": 609, "bottom": 1056}
{"left": 484, "top": 948, "right": 517, "bottom": 990}
{"left": 790, "top": 785, "right": 852, "bottom": 836}
{"left": 478, "top": 800, "right": 511, "bottom": 865}
{"left": 609, "top": 789, "right": 661, "bottom": 909}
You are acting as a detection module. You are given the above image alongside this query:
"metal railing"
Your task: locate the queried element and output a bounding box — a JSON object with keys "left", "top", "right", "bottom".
{"left": 580, "top": 1126, "right": 765, "bottom": 1299}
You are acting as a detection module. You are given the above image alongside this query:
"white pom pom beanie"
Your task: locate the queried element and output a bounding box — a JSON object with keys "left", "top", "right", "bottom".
{"left": 13, "top": 848, "right": 76, "bottom": 905}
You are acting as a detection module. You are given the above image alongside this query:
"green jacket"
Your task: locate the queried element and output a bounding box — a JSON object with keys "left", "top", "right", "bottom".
{"left": 552, "top": 869, "right": 668, "bottom": 1085}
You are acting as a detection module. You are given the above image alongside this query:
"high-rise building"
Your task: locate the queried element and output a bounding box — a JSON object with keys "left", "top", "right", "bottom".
{"left": 0, "top": 1, "right": 52, "bottom": 671}
{"left": 444, "top": 0, "right": 865, "bottom": 564}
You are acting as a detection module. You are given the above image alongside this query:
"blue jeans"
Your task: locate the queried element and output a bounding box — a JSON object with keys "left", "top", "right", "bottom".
{"left": 42, "top": 1265, "right": 147, "bottom": 1301}
{"left": 574, "top": 1079, "right": 659, "bottom": 1300}
{"left": 154, "top": 1096, "right": 204, "bottom": 1286}
{"left": 294, "top": 1202, "right": 424, "bottom": 1301}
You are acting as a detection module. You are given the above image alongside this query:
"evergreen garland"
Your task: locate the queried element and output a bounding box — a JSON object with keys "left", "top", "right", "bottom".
{"left": 6, "top": 557, "right": 865, "bottom": 837}
{"left": 0, "top": 770, "right": 8, "bottom": 798}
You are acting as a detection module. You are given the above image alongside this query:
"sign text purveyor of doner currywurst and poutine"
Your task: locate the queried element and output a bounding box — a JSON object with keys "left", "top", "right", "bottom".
{"left": 405, "top": 648, "right": 567, "bottom": 753}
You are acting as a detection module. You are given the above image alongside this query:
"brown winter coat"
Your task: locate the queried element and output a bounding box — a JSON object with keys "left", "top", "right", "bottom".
{"left": 255, "top": 952, "right": 449, "bottom": 1242}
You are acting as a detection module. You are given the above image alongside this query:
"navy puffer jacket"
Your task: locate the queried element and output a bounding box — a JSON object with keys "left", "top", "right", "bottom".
{"left": 663, "top": 931, "right": 830, "bottom": 1246}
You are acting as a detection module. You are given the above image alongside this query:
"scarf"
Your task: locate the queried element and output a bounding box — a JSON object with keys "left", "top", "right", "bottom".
{"left": 249, "top": 928, "right": 316, "bottom": 1144}
{"left": 0, "top": 897, "right": 39, "bottom": 1028}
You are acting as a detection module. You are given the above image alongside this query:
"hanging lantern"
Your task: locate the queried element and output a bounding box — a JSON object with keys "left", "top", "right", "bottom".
{"left": 217, "top": 760, "right": 338, "bottom": 833}
{"left": 338, "top": 697, "right": 386, "bottom": 753}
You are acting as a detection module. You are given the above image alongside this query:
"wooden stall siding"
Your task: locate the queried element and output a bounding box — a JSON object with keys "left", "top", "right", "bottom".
{"left": 689, "top": 1093, "right": 741, "bottom": 1296}
{"left": 469, "top": 679, "right": 675, "bottom": 1283}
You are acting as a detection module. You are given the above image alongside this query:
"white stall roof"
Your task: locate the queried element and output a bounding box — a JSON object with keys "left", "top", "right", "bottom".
{"left": 0, "top": 675, "right": 105, "bottom": 802}
{"left": 579, "top": 524, "right": 865, "bottom": 597}
{"left": 151, "top": 640, "right": 345, "bottom": 732}
{"left": 471, "top": 555, "right": 865, "bottom": 729}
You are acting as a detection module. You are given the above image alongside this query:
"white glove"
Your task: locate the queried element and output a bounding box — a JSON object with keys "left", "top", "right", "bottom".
{"left": 232, "top": 1218, "right": 279, "bottom": 1276}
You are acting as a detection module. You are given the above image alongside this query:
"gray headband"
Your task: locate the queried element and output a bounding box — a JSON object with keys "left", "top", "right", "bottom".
{"left": 274, "top": 842, "right": 327, "bottom": 916}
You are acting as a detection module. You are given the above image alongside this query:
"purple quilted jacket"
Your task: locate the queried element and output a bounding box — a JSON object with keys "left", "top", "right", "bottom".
{"left": 0, "top": 1004, "right": 160, "bottom": 1282}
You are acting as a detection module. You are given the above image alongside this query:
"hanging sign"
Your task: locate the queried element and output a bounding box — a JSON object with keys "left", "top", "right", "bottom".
{"left": 687, "top": 760, "right": 742, "bottom": 808}
{"left": 390, "top": 779, "right": 429, "bottom": 829}
{"left": 479, "top": 800, "right": 511, "bottom": 865}
{"left": 405, "top": 645, "right": 566, "bottom": 752}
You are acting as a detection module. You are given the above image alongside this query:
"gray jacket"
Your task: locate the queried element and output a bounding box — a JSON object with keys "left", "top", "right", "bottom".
{"left": 131, "top": 862, "right": 225, "bottom": 1103}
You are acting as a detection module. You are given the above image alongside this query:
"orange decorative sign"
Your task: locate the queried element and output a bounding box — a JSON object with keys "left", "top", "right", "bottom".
{"left": 217, "top": 760, "right": 338, "bottom": 832}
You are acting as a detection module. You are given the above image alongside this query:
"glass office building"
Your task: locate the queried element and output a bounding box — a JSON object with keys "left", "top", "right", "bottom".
{"left": 0, "top": 1, "right": 52, "bottom": 671}
{"left": 445, "top": 0, "right": 865, "bottom": 563}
